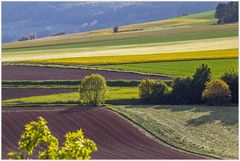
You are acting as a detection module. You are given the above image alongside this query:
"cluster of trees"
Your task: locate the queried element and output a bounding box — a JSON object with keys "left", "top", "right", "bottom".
{"left": 139, "top": 63, "right": 238, "bottom": 106}
{"left": 76, "top": 66, "right": 237, "bottom": 106}
{"left": 215, "top": 2, "right": 238, "bottom": 24}
{"left": 8, "top": 117, "right": 97, "bottom": 159}
{"left": 18, "top": 33, "right": 37, "bottom": 41}
{"left": 77, "top": 67, "right": 238, "bottom": 106}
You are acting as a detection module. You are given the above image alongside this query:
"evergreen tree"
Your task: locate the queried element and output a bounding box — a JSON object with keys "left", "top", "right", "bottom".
{"left": 215, "top": 2, "right": 238, "bottom": 24}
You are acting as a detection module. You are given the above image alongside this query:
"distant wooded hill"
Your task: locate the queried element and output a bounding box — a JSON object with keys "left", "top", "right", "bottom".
{"left": 2, "top": 2, "right": 218, "bottom": 42}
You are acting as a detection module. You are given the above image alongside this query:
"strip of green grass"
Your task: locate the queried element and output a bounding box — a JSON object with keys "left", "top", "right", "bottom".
{"left": 3, "top": 87, "right": 140, "bottom": 106}
{"left": 96, "top": 58, "right": 238, "bottom": 77}
{"left": 107, "top": 104, "right": 238, "bottom": 159}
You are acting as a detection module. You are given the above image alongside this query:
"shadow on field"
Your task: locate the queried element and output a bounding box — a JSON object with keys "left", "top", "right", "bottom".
{"left": 185, "top": 106, "right": 238, "bottom": 126}
{"left": 125, "top": 105, "right": 238, "bottom": 126}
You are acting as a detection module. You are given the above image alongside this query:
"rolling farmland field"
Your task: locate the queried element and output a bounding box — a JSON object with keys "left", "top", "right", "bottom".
{"left": 2, "top": 37, "right": 238, "bottom": 62}
{"left": 2, "top": 11, "right": 236, "bottom": 50}
{"left": 2, "top": 8, "right": 238, "bottom": 160}
{"left": 2, "top": 107, "right": 205, "bottom": 159}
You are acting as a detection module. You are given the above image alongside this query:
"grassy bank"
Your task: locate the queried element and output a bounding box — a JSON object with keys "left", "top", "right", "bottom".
{"left": 107, "top": 105, "right": 238, "bottom": 159}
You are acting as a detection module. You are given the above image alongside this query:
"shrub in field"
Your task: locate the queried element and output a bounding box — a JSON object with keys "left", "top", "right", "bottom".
{"left": 113, "top": 26, "right": 119, "bottom": 33}
{"left": 202, "top": 79, "right": 231, "bottom": 106}
{"left": 138, "top": 79, "right": 155, "bottom": 102}
{"left": 8, "top": 117, "right": 97, "bottom": 159}
{"left": 191, "top": 63, "right": 212, "bottom": 104}
{"left": 151, "top": 81, "right": 168, "bottom": 103}
{"left": 171, "top": 76, "right": 193, "bottom": 104}
{"left": 221, "top": 68, "right": 238, "bottom": 103}
{"left": 79, "top": 74, "right": 107, "bottom": 106}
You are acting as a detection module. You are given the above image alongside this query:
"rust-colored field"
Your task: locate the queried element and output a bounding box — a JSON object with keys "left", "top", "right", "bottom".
{"left": 2, "top": 65, "right": 169, "bottom": 80}
{"left": 2, "top": 107, "right": 204, "bottom": 159}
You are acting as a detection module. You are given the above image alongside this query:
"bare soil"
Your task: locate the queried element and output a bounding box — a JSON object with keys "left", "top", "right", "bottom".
{"left": 2, "top": 106, "right": 204, "bottom": 159}
{"left": 2, "top": 65, "right": 169, "bottom": 80}
{"left": 2, "top": 88, "right": 76, "bottom": 100}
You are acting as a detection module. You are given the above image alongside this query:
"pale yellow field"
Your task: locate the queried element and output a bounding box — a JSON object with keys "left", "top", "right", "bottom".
{"left": 28, "top": 49, "right": 238, "bottom": 65}
{"left": 2, "top": 37, "right": 238, "bottom": 62}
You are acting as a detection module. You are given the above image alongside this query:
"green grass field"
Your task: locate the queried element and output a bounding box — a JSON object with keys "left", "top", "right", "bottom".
{"left": 3, "top": 87, "right": 139, "bottom": 106}
{"left": 107, "top": 105, "right": 238, "bottom": 159}
{"left": 96, "top": 58, "right": 238, "bottom": 77}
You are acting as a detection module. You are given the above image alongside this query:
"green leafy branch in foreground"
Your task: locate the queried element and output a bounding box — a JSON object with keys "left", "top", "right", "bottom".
{"left": 8, "top": 117, "right": 97, "bottom": 159}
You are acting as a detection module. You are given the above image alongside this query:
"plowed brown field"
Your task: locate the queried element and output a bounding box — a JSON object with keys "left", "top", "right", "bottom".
{"left": 2, "top": 66, "right": 169, "bottom": 80}
{"left": 2, "top": 88, "right": 76, "bottom": 100}
{"left": 2, "top": 106, "right": 204, "bottom": 159}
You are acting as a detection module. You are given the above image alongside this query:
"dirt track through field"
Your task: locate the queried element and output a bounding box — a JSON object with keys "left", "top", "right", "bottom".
{"left": 2, "top": 106, "right": 205, "bottom": 159}
{"left": 2, "top": 88, "right": 76, "bottom": 100}
{"left": 2, "top": 65, "right": 169, "bottom": 80}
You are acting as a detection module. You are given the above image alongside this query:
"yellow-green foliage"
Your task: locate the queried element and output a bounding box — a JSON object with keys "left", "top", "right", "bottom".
{"left": 202, "top": 79, "right": 231, "bottom": 105}
{"left": 79, "top": 74, "right": 107, "bottom": 106}
{"left": 138, "top": 79, "right": 155, "bottom": 102}
{"left": 30, "top": 49, "right": 238, "bottom": 65}
{"left": 8, "top": 117, "right": 97, "bottom": 159}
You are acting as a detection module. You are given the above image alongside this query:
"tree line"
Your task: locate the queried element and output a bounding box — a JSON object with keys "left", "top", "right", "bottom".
{"left": 215, "top": 2, "right": 238, "bottom": 24}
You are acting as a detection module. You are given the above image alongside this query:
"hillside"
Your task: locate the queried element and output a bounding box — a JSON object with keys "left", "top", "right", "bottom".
{"left": 3, "top": 10, "right": 236, "bottom": 50}
{"left": 2, "top": 2, "right": 219, "bottom": 42}
{"left": 2, "top": 10, "right": 238, "bottom": 64}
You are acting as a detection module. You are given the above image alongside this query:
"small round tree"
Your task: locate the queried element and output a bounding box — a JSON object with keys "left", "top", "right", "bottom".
{"left": 138, "top": 79, "right": 155, "bottom": 103}
{"left": 202, "top": 79, "right": 231, "bottom": 106}
{"left": 79, "top": 74, "right": 107, "bottom": 106}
